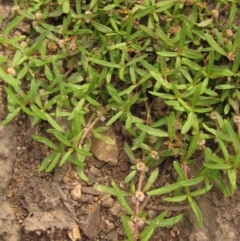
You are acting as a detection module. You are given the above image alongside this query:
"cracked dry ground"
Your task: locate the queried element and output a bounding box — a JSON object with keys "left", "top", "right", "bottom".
{"left": 1, "top": 2, "right": 240, "bottom": 241}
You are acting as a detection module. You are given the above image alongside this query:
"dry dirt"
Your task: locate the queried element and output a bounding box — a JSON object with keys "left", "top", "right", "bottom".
{"left": 1, "top": 2, "right": 240, "bottom": 241}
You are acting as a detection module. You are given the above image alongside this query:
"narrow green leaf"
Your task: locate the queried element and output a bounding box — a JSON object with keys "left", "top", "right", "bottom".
{"left": 3, "top": 16, "right": 24, "bottom": 35}
{"left": 233, "top": 152, "right": 240, "bottom": 168}
{"left": 112, "top": 181, "right": 133, "bottom": 215}
{"left": 94, "top": 184, "right": 129, "bottom": 196}
{"left": 233, "top": 25, "right": 240, "bottom": 50}
{"left": 59, "top": 149, "right": 73, "bottom": 166}
{"left": 106, "top": 111, "right": 124, "bottom": 125}
{"left": 149, "top": 91, "right": 175, "bottom": 99}
{"left": 91, "top": 130, "right": 115, "bottom": 145}
{"left": 190, "top": 184, "right": 213, "bottom": 197}
{"left": 203, "top": 123, "right": 231, "bottom": 142}
{"left": 173, "top": 161, "right": 186, "bottom": 180}
{"left": 124, "top": 142, "right": 136, "bottom": 161}
{"left": 204, "top": 163, "right": 232, "bottom": 169}
{"left": 205, "top": 33, "right": 227, "bottom": 56}
{"left": 218, "top": 139, "right": 229, "bottom": 161}
{"left": 178, "top": 23, "right": 186, "bottom": 52}
{"left": 31, "top": 104, "right": 47, "bottom": 120}
{"left": 123, "top": 97, "right": 138, "bottom": 113}
{"left": 62, "top": 0, "right": 70, "bottom": 13}
{"left": 212, "top": 175, "right": 230, "bottom": 196}
{"left": 45, "top": 152, "right": 61, "bottom": 172}
{"left": 1, "top": 107, "right": 21, "bottom": 125}
{"left": 215, "top": 84, "right": 235, "bottom": 90}
{"left": 185, "top": 132, "right": 200, "bottom": 159}
{"left": 139, "top": 211, "right": 167, "bottom": 239}
{"left": 224, "top": 120, "right": 239, "bottom": 153}
{"left": 47, "top": 129, "right": 71, "bottom": 146}
{"left": 107, "top": 42, "right": 126, "bottom": 50}
{"left": 38, "top": 151, "right": 57, "bottom": 172}
{"left": 132, "top": 131, "right": 146, "bottom": 150}
{"left": 178, "top": 98, "right": 192, "bottom": 112}
{"left": 124, "top": 170, "right": 137, "bottom": 183}
{"left": 90, "top": 58, "right": 121, "bottom": 68}
{"left": 133, "top": 6, "right": 155, "bottom": 19}
{"left": 204, "top": 148, "right": 224, "bottom": 164}
{"left": 75, "top": 147, "right": 92, "bottom": 156}
{"left": 163, "top": 194, "right": 187, "bottom": 202}
{"left": 228, "top": 3, "right": 237, "bottom": 26}
{"left": 182, "top": 58, "right": 202, "bottom": 71}
{"left": 139, "top": 24, "right": 154, "bottom": 37}
{"left": 44, "top": 113, "right": 64, "bottom": 132}
{"left": 180, "top": 49, "right": 203, "bottom": 60}
{"left": 149, "top": 71, "right": 171, "bottom": 89}
{"left": 228, "top": 169, "right": 237, "bottom": 194}
{"left": 196, "top": 18, "right": 212, "bottom": 27}
{"left": 156, "top": 0, "right": 178, "bottom": 7}
{"left": 0, "top": 67, "right": 21, "bottom": 86}
{"left": 118, "top": 85, "right": 137, "bottom": 97}
{"left": 140, "top": 228, "right": 154, "bottom": 241}
{"left": 191, "top": 83, "right": 202, "bottom": 108}
{"left": 76, "top": 166, "right": 89, "bottom": 182}
{"left": 155, "top": 213, "right": 184, "bottom": 227}
{"left": 17, "top": 64, "right": 29, "bottom": 79}
{"left": 143, "top": 168, "right": 159, "bottom": 192}
{"left": 179, "top": 176, "right": 205, "bottom": 187}
{"left": 136, "top": 123, "right": 168, "bottom": 137}
{"left": 188, "top": 196, "right": 202, "bottom": 227}
{"left": 181, "top": 112, "right": 194, "bottom": 134}
{"left": 156, "top": 52, "right": 178, "bottom": 57}
{"left": 161, "top": 148, "right": 186, "bottom": 157}
{"left": 147, "top": 183, "right": 181, "bottom": 196}
{"left": 168, "top": 112, "right": 175, "bottom": 141}
{"left": 126, "top": 54, "right": 148, "bottom": 67}
{"left": 32, "top": 135, "right": 58, "bottom": 150}
{"left": 91, "top": 20, "right": 113, "bottom": 33}
{"left": 121, "top": 216, "right": 134, "bottom": 241}
{"left": 155, "top": 27, "right": 175, "bottom": 47}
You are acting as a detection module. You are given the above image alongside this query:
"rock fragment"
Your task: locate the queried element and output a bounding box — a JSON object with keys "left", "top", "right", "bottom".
{"left": 101, "top": 194, "right": 114, "bottom": 208}
{"left": 90, "top": 127, "right": 119, "bottom": 166}
{"left": 80, "top": 204, "right": 101, "bottom": 239}
{"left": 67, "top": 223, "right": 81, "bottom": 241}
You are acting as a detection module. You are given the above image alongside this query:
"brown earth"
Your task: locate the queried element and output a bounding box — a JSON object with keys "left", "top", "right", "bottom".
{"left": 1, "top": 2, "right": 240, "bottom": 241}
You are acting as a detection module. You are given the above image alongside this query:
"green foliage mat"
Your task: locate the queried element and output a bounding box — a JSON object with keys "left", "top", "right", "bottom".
{"left": 0, "top": 0, "right": 240, "bottom": 240}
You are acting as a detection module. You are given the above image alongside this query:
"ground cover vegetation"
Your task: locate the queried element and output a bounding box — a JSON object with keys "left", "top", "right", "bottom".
{"left": 0, "top": 0, "right": 240, "bottom": 240}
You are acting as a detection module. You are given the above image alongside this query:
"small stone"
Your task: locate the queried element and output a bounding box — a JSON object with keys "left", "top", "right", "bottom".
{"left": 109, "top": 202, "right": 124, "bottom": 217}
{"left": 106, "top": 230, "right": 118, "bottom": 241}
{"left": 148, "top": 210, "right": 157, "bottom": 219}
{"left": 87, "top": 166, "right": 102, "bottom": 185}
{"left": 81, "top": 186, "right": 100, "bottom": 196}
{"left": 170, "top": 230, "right": 176, "bottom": 238}
{"left": 103, "top": 220, "right": 115, "bottom": 233}
{"left": 90, "top": 127, "right": 119, "bottom": 166}
{"left": 16, "top": 22, "right": 31, "bottom": 34}
{"left": 70, "top": 183, "right": 81, "bottom": 201}
{"left": 79, "top": 194, "right": 93, "bottom": 203}
{"left": 67, "top": 223, "right": 81, "bottom": 241}
{"left": 102, "top": 194, "right": 114, "bottom": 208}
{"left": 80, "top": 204, "right": 101, "bottom": 239}
{"left": 0, "top": 5, "right": 11, "bottom": 19}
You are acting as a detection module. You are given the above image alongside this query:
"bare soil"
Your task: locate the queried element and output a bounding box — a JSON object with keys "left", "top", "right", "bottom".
{"left": 1, "top": 2, "right": 240, "bottom": 241}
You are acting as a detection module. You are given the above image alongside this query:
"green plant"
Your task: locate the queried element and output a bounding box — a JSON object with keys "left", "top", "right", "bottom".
{"left": 0, "top": 0, "right": 240, "bottom": 240}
